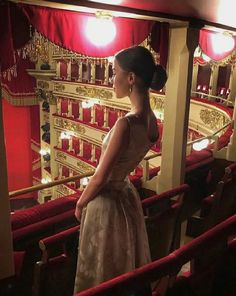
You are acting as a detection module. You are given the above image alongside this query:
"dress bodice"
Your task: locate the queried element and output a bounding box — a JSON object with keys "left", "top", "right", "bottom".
{"left": 102, "top": 116, "right": 155, "bottom": 182}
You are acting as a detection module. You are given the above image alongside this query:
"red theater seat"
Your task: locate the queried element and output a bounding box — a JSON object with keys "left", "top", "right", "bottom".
{"left": 33, "top": 225, "right": 80, "bottom": 296}
{"left": 142, "top": 184, "right": 190, "bottom": 260}
{"left": 75, "top": 214, "right": 236, "bottom": 296}
{"left": 187, "top": 162, "right": 236, "bottom": 237}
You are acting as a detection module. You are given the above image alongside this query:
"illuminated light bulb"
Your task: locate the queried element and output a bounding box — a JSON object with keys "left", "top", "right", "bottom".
{"left": 40, "top": 148, "right": 51, "bottom": 155}
{"left": 81, "top": 100, "right": 98, "bottom": 108}
{"left": 193, "top": 138, "right": 210, "bottom": 151}
{"left": 81, "top": 177, "right": 89, "bottom": 186}
{"left": 85, "top": 16, "right": 116, "bottom": 46}
{"left": 211, "top": 32, "right": 235, "bottom": 54}
{"left": 60, "top": 132, "right": 71, "bottom": 139}
{"left": 107, "top": 56, "right": 114, "bottom": 63}
{"left": 41, "top": 178, "right": 48, "bottom": 184}
{"left": 40, "top": 149, "right": 47, "bottom": 156}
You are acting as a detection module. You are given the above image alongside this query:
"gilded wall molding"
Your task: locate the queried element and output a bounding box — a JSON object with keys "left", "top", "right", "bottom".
{"left": 55, "top": 150, "right": 95, "bottom": 174}
{"left": 76, "top": 85, "right": 113, "bottom": 100}
{"left": 76, "top": 159, "right": 95, "bottom": 174}
{"left": 37, "top": 80, "right": 50, "bottom": 89}
{"left": 200, "top": 109, "right": 230, "bottom": 130}
{"left": 150, "top": 94, "right": 165, "bottom": 112}
{"left": 54, "top": 117, "right": 86, "bottom": 134}
{"left": 56, "top": 184, "right": 77, "bottom": 195}
{"left": 54, "top": 83, "right": 65, "bottom": 92}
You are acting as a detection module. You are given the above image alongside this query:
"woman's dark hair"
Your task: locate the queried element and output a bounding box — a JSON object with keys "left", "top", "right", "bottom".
{"left": 115, "top": 46, "right": 167, "bottom": 91}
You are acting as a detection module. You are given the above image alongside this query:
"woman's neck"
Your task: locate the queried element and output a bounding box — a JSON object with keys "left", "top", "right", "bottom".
{"left": 129, "top": 88, "right": 150, "bottom": 116}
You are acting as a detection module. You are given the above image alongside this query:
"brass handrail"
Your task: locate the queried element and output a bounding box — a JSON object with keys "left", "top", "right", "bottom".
{"left": 191, "top": 91, "right": 234, "bottom": 106}
{"left": 9, "top": 119, "right": 233, "bottom": 197}
{"left": 9, "top": 171, "right": 94, "bottom": 198}
{"left": 144, "top": 152, "right": 162, "bottom": 161}
{"left": 186, "top": 120, "right": 232, "bottom": 147}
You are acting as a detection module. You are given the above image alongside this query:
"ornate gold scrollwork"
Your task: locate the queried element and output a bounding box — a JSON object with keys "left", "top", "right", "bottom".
{"left": 76, "top": 85, "right": 113, "bottom": 100}
{"left": 56, "top": 151, "right": 67, "bottom": 161}
{"left": 150, "top": 95, "right": 165, "bottom": 112}
{"left": 54, "top": 83, "right": 65, "bottom": 92}
{"left": 37, "top": 81, "right": 50, "bottom": 89}
{"left": 57, "top": 184, "right": 75, "bottom": 195}
{"left": 200, "top": 109, "right": 230, "bottom": 130}
{"left": 47, "top": 92, "right": 57, "bottom": 105}
{"left": 76, "top": 160, "right": 95, "bottom": 174}
{"left": 55, "top": 118, "right": 86, "bottom": 134}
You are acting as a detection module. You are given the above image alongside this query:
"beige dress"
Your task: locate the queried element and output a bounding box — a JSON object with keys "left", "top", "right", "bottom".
{"left": 74, "top": 116, "right": 154, "bottom": 293}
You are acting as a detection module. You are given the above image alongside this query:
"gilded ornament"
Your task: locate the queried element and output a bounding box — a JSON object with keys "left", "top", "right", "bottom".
{"left": 56, "top": 151, "right": 67, "bottom": 161}
{"left": 55, "top": 118, "right": 85, "bottom": 134}
{"left": 76, "top": 160, "right": 95, "bottom": 174}
{"left": 57, "top": 184, "right": 75, "bottom": 195}
{"left": 38, "top": 81, "right": 49, "bottom": 89}
{"left": 54, "top": 83, "right": 65, "bottom": 92}
{"left": 150, "top": 94, "right": 165, "bottom": 112}
{"left": 200, "top": 109, "right": 230, "bottom": 130}
{"left": 76, "top": 85, "right": 113, "bottom": 100}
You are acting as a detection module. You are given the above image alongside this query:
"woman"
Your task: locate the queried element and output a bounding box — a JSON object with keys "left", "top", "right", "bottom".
{"left": 74, "top": 46, "right": 167, "bottom": 294}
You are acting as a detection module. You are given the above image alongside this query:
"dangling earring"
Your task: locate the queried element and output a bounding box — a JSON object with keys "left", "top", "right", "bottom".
{"left": 129, "top": 85, "right": 133, "bottom": 95}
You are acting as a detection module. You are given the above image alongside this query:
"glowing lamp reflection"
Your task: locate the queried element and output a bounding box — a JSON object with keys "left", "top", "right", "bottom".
{"left": 192, "top": 139, "right": 210, "bottom": 151}
{"left": 211, "top": 33, "right": 235, "bottom": 54}
{"left": 85, "top": 17, "right": 116, "bottom": 46}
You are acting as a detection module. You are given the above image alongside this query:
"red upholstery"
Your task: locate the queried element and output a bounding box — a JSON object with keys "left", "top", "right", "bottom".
{"left": 71, "top": 63, "right": 79, "bottom": 81}
{"left": 75, "top": 214, "right": 236, "bottom": 296}
{"left": 83, "top": 107, "right": 91, "bottom": 123}
{"left": 83, "top": 141, "right": 92, "bottom": 160}
{"left": 72, "top": 101, "right": 80, "bottom": 119}
{"left": 61, "top": 138, "right": 69, "bottom": 150}
{"left": 14, "top": 251, "right": 26, "bottom": 277}
{"left": 62, "top": 166, "right": 70, "bottom": 177}
{"left": 72, "top": 137, "right": 80, "bottom": 155}
{"left": 142, "top": 184, "right": 190, "bottom": 260}
{"left": 95, "top": 104, "right": 104, "bottom": 127}
{"left": 108, "top": 109, "right": 118, "bottom": 129}
{"left": 76, "top": 254, "right": 178, "bottom": 296}
{"left": 32, "top": 226, "right": 80, "bottom": 296}
{"left": 11, "top": 195, "right": 77, "bottom": 232}
{"left": 60, "top": 61, "right": 67, "bottom": 80}
{"left": 61, "top": 98, "right": 68, "bottom": 115}
{"left": 95, "top": 146, "right": 101, "bottom": 164}
{"left": 187, "top": 161, "right": 236, "bottom": 236}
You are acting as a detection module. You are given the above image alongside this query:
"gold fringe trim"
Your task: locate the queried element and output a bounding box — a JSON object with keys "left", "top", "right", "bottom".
{"left": 2, "top": 87, "right": 38, "bottom": 106}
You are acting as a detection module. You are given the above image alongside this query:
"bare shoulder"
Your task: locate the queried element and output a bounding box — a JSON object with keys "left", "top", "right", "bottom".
{"left": 113, "top": 116, "right": 129, "bottom": 132}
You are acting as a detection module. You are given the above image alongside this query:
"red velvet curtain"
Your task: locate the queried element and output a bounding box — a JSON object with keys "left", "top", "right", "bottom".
{"left": 21, "top": 4, "right": 155, "bottom": 58}
{"left": 199, "top": 29, "right": 236, "bottom": 61}
{"left": 150, "top": 22, "right": 169, "bottom": 68}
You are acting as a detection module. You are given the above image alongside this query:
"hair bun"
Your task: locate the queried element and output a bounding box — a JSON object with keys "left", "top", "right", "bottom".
{"left": 151, "top": 64, "right": 168, "bottom": 91}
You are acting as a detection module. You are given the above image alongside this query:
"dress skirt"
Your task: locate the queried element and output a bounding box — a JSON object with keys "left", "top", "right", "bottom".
{"left": 74, "top": 179, "right": 151, "bottom": 293}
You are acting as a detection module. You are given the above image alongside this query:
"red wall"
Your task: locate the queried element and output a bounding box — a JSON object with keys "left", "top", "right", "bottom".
{"left": 2, "top": 98, "right": 32, "bottom": 192}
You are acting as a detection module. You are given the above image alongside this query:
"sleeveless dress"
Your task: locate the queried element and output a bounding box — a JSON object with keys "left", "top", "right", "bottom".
{"left": 74, "top": 116, "right": 154, "bottom": 293}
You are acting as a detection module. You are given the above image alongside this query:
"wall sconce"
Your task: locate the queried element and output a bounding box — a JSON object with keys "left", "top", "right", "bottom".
{"left": 42, "top": 132, "right": 50, "bottom": 143}
{"left": 41, "top": 122, "right": 50, "bottom": 132}
{"left": 60, "top": 131, "right": 74, "bottom": 139}
{"left": 40, "top": 148, "right": 51, "bottom": 156}
{"left": 42, "top": 153, "right": 51, "bottom": 162}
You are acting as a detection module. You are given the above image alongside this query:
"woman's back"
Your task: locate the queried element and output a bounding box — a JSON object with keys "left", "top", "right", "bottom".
{"left": 103, "top": 115, "right": 157, "bottom": 182}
